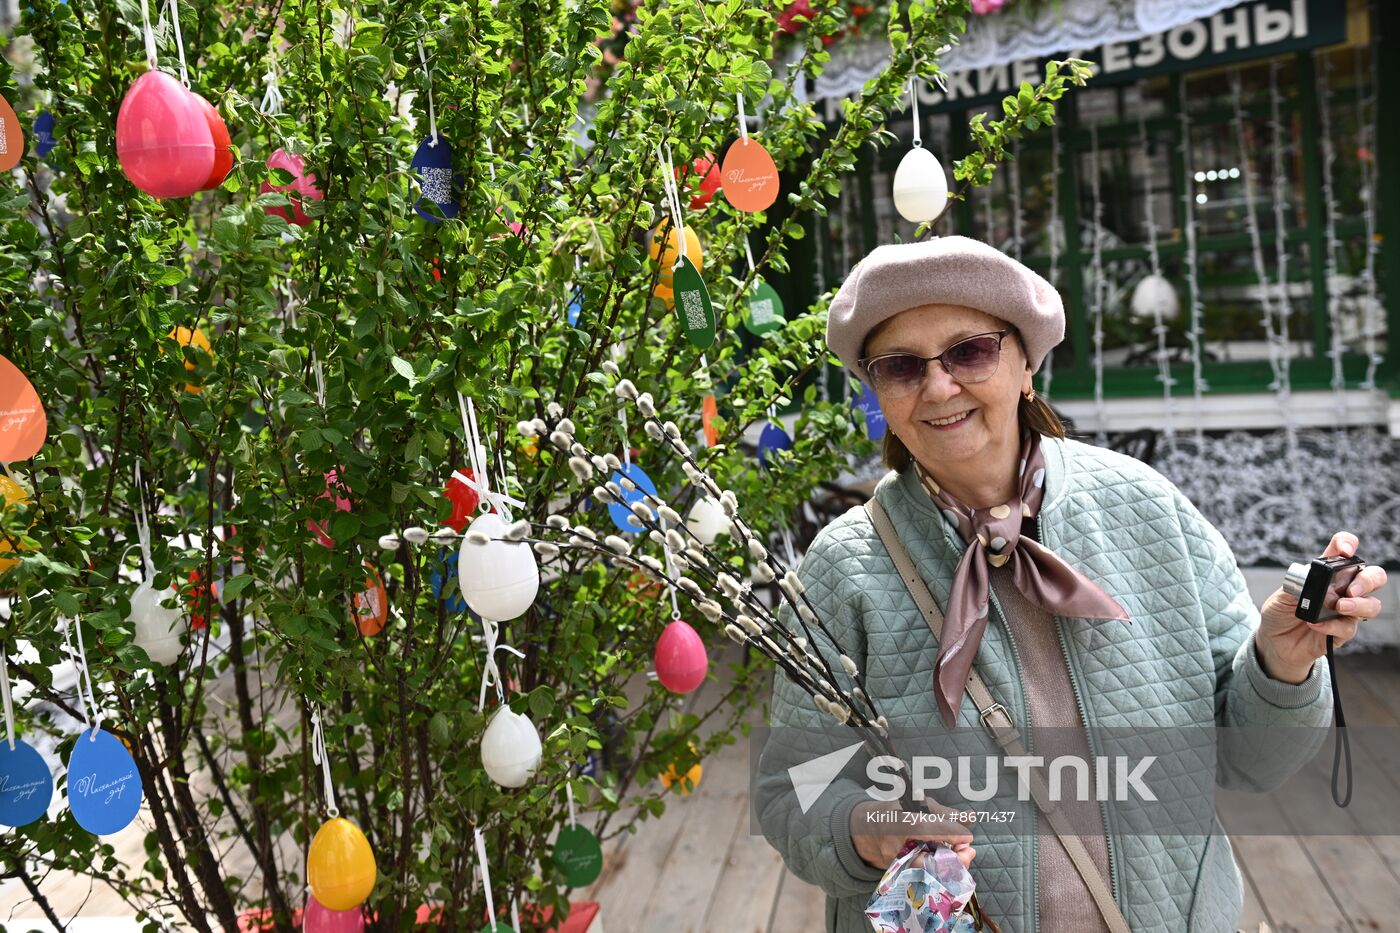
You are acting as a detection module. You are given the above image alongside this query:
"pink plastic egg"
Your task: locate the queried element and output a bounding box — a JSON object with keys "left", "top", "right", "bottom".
{"left": 655, "top": 620, "right": 708, "bottom": 694}
{"left": 261, "top": 148, "right": 323, "bottom": 226}
{"left": 116, "top": 71, "right": 214, "bottom": 199}
{"left": 303, "top": 894, "right": 365, "bottom": 933}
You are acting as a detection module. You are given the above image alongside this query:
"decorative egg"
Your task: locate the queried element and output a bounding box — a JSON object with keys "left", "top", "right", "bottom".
{"left": 480, "top": 705, "right": 542, "bottom": 788}
{"left": 261, "top": 148, "right": 323, "bottom": 226}
{"left": 353, "top": 564, "right": 387, "bottom": 637}
{"left": 308, "top": 470, "right": 352, "bottom": 549}
{"left": 307, "top": 816, "right": 377, "bottom": 912}
{"left": 0, "top": 354, "right": 45, "bottom": 464}
{"left": 167, "top": 326, "right": 213, "bottom": 393}
{"left": 1130, "top": 272, "right": 1180, "bottom": 322}
{"left": 129, "top": 579, "right": 184, "bottom": 665}
{"left": 33, "top": 110, "right": 57, "bottom": 160}
{"left": 192, "top": 93, "right": 233, "bottom": 190}
{"left": 409, "top": 137, "right": 460, "bottom": 222}
{"left": 648, "top": 224, "right": 702, "bottom": 288}
{"left": 654, "top": 620, "right": 708, "bottom": 694}
{"left": 115, "top": 71, "right": 214, "bottom": 198}
{"left": 719, "top": 139, "right": 780, "bottom": 213}
{"left": 892, "top": 146, "right": 949, "bottom": 224}
{"left": 757, "top": 422, "right": 793, "bottom": 467}
{"left": 442, "top": 468, "right": 480, "bottom": 533}
{"left": 303, "top": 894, "right": 365, "bottom": 933}
{"left": 457, "top": 512, "right": 539, "bottom": 621}
{"left": 678, "top": 153, "right": 721, "bottom": 210}
{"left": 0, "top": 475, "right": 35, "bottom": 574}
{"left": 659, "top": 744, "right": 702, "bottom": 795}
{"left": 185, "top": 568, "right": 219, "bottom": 631}
{"left": 685, "top": 497, "right": 731, "bottom": 546}
{"left": 0, "top": 95, "right": 22, "bottom": 172}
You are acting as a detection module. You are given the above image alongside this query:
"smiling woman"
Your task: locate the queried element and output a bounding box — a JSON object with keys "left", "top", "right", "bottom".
{"left": 753, "top": 235, "right": 1387, "bottom": 933}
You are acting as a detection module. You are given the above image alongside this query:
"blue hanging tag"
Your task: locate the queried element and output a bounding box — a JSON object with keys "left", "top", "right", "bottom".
{"left": 410, "top": 137, "right": 461, "bottom": 222}
{"left": 852, "top": 383, "right": 887, "bottom": 441}
{"left": 33, "top": 111, "right": 57, "bottom": 159}
{"left": 66, "top": 728, "right": 143, "bottom": 835}
{"left": 430, "top": 545, "right": 469, "bottom": 614}
{"left": 606, "top": 463, "right": 657, "bottom": 534}
{"left": 758, "top": 421, "right": 793, "bottom": 467}
{"left": 0, "top": 738, "right": 54, "bottom": 827}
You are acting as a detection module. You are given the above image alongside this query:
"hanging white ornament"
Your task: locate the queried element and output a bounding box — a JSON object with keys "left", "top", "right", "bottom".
{"left": 685, "top": 497, "right": 731, "bottom": 546}
{"left": 129, "top": 580, "right": 184, "bottom": 665}
{"left": 891, "top": 78, "right": 948, "bottom": 224}
{"left": 458, "top": 512, "right": 539, "bottom": 622}
{"left": 480, "top": 705, "right": 542, "bottom": 788}
{"left": 1130, "top": 273, "right": 1180, "bottom": 323}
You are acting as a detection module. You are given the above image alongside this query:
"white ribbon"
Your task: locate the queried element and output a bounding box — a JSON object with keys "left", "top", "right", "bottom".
{"left": 310, "top": 705, "right": 339, "bottom": 817}
{"left": 660, "top": 538, "right": 681, "bottom": 622}
{"left": 1, "top": 616, "right": 15, "bottom": 750}
{"left": 456, "top": 394, "right": 524, "bottom": 521}
{"left": 259, "top": 59, "right": 284, "bottom": 115}
{"left": 474, "top": 827, "right": 498, "bottom": 927}
{"left": 61, "top": 617, "right": 102, "bottom": 740}
{"left": 655, "top": 143, "right": 687, "bottom": 271}
{"left": 736, "top": 92, "right": 748, "bottom": 142}
{"left": 909, "top": 77, "right": 923, "bottom": 148}
{"left": 416, "top": 39, "right": 439, "bottom": 146}
{"left": 139, "top": 0, "right": 159, "bottom": 72}
{"left": 477, "top": 618, "right": 526, "bottom": 712}
{"left": 167, "top": 0, "right": 190, "bottom": 88}
{"left": 511, "top": 896, "right": 521, "bottom": 933}
{"left": 619, "top": 408, "right": 630, "bottom": 469}
{"left": 134, "top": 464, "right": 156, "bottom": 580}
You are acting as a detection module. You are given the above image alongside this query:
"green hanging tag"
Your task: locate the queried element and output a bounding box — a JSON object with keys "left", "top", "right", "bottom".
{"left": 670, "top": 255, "right": 716, "bottom": 350}
{"left": 552, "top": 824, "right": 604, "bottom": 887}
{"left": 743, "top": 280, "right": 786, "bottom": 336}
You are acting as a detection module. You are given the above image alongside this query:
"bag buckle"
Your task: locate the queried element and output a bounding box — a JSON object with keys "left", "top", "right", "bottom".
{"left": 978, "top": 701, "right": 1010, "bottom": 730}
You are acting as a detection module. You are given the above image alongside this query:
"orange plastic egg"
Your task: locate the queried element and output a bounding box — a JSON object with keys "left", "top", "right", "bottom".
{"left": 647, "top": 224, "right": 701, "bottom": 288}
{"left": 167, "top": 326, "right": 213, "bottom": 394}
{"left": 0, "top": 475, "right": 36, "bottom": 574}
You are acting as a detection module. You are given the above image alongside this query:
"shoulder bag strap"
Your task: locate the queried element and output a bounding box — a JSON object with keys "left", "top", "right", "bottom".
{"left": 864, "top": 498, "right": 1131, "bottom": 933}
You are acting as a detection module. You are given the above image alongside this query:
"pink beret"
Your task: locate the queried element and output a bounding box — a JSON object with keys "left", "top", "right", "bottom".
{"left": 825, "top": 236, "right": 1065, "bottom": 386}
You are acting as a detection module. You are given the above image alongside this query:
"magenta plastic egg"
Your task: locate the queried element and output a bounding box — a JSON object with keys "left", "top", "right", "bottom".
{"left": 116, "top": 71, "right": 214, "bottom": 199}
{"left": 655, "top": 620, "right": 708, "bottom": 694}
{"left": 303, "top": 894, "right": 365, "bottom": 933}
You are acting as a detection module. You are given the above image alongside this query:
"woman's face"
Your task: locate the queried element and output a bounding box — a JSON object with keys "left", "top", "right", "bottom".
{"left": 863, "top": 304, "right": 1033, "bottom": 470}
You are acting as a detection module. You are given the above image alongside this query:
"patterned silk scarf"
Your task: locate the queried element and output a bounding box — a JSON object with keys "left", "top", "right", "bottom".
{"left": 914, "top": 430, "right": 1132, "bottom": 728}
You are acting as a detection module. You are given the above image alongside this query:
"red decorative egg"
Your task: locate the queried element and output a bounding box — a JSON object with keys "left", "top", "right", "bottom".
{"left": 116, "top": 71, "right": 214, "bottom": 198}
{"left": 442, "top": 468, "right": 480, "bottom": 532}
{"left": 655, "top": 620, "right": 708, "bottom": 694}
{"left": 678, "top": 153, "right": 721, "bottom": 210}
{"left": 192, "top": 93, "right": 233, "bottom": 190}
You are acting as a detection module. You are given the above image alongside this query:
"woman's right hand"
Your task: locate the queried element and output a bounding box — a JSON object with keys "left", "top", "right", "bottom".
{"left": 849, "top": 799, "right": 977, "bottom": 871}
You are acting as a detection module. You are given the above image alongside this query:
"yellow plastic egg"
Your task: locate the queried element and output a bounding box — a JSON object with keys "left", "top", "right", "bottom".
{"left": 648, "top": 224, "right": 701, "bottom": 287}
{"left": 307, "top": 816, "right": 377, "bottom": 912}
{"left": 0, "top": 475, "right": 36, "bottom": 574}
{"left": 659, "top": 744, "right": 702, "bottom": 796}
{"left": 167, "top": 326, "right": 214, "bottom": 394}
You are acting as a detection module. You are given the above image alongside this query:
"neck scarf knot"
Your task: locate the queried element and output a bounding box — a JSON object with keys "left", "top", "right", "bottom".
{"left": 914, "top": 430, "right": 1132, "bottom": 728}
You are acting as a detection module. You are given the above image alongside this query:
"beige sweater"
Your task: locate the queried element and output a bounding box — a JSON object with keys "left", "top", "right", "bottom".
{"left": 988, "top": 538, "right": 1113, "bottom": 933}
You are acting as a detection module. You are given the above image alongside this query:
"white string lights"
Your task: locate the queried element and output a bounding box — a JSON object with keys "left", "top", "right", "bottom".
{"left": 1354, "top": 47, "right": 1383, "bottom": 392}
{"left": 1086, "top": 125, "right": 1107, "bottom": 445}
{"left": 1040, "top": 125, "right": 1061, "bottom": 401}
{"left": 1266, "top": 61, "right": 1300, "bottom": 457}
{"left": 1175, "top": 74, "right": 1208, "bottom": 446}
{"left": 1136, "top": 113, "right": 1177, "bottom": 452}
{"left": 1314, "top": 57, "right": 1349, "bottom": 430}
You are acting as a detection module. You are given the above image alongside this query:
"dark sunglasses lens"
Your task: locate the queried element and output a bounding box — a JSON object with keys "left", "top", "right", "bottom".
{"left": 868, "top": 355, "right": 926, "bottom": 394}
{"left": 944, "top": 335, "right": 1001, "bottom": 381}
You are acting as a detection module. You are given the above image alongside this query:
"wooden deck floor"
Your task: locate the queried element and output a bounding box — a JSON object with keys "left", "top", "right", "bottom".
{"left": 4, "top": 652, "right": 1399, "bottom": 932}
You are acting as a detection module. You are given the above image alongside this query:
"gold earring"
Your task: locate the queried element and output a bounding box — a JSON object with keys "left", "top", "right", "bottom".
{"left": 1023, "top": 388, "right": 1036, "bottom": 402}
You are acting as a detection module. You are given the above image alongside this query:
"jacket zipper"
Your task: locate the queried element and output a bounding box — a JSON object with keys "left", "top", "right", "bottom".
{"left": 1041, "top": 514, "right": 1121, "bottom": 915}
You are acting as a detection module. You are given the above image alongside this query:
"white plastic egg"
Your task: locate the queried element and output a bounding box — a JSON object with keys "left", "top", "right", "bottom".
{"left": 129, "top": 580, "right": 184, "bottom": 665}
{"left": 480, "top": 705, "right": 542, "bottom": 788}
{"left": 457, "top": 512, "right": 539, "bottom": 621}
{"left": 1130, "top": 273, "right": 1180, "bottom": 322}
{"left": 686, "top": 497, "right": 732, "bottom": 546}
{"left": 892, "top": 146, "right": 949, "bottom": 224}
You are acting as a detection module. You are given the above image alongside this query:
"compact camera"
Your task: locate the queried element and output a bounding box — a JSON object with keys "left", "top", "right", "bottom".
{"left": 1282, "top": 554, "right": 1366, "bottom": 624}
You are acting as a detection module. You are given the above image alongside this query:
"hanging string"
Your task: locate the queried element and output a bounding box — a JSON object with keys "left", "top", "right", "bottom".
{"left": 743, "top": 234, "right": 757, "bottom": 283}
{"left": 511, "top": 896, "right": 521, "bottom": 933}
{"left": 139, "top": 0, "right": 159, "bottom": 72}
{"left": 659, "top": 535, "right": 682, "bottom": 622}
{"left": 1, "top": 624, "right": 15, "bottom": 750}
{"left": 166, "top": 0, "right": 190, "bottom": 88}
{"left": 259, "top": 58, "right": 284, "bottom": 115}
{"left": 474, "top": 827, "right": 498, "bottom": 929}
{"left": 134, "top": 464, "right": 156, "bottom": 580}
{"left": 1137, "top": 113, "right": 1178, "bottom": 453}
{"left": 62, "top": 617, "right": 101, "bottom": 738}
{"left": 1087, "top": 124, "right": 1108, "bottom": 446}
{"left": 310, "top": 705, "right": 339, "bottom": 817}
{"left": 476, "top": 618, "right": 525, "bottom": 712}
{"left": 736, "top": 92, "right": 748, "bottom": 142}
{"left": 1267, "top": 61, "right": 1299, "bottom": 458}
{"left": 619, "top": 407, "right": 631, "bottom": 469}
{"left": 909, "top": 78, "right": 923, "bottom": 147}
{"left": 565, "top": 780, "right": 577, "bottom": 828}
{"left": 655, "top": 143, "right": 686, "bottom": 270}
{"left": 416, "top": 39, "right": 439, "bottom": 146}
{"left": 1176, "top": 74, "right": 1207, "bottom": 447}
{"left": 456, "top": 394, "right": 524, "bottom": 521}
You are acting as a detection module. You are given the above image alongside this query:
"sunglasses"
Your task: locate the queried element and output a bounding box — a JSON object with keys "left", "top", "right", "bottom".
{"left": 859, "top": 330, "right": 1011, "bottom": 399}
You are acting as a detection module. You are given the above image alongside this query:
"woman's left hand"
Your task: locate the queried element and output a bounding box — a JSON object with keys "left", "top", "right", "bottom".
{"left": 1256, "top": 532, "right": 1389, "bottom": 684}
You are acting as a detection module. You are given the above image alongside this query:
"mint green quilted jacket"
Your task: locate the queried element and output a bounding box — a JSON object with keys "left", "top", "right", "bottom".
{"left": 754, "top": 436, "right": 1332, "bottom": 933}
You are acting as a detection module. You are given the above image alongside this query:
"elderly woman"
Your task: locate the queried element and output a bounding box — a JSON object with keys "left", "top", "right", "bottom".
{"left": 754, "top": 237, "right": 1388, "bottom": 933}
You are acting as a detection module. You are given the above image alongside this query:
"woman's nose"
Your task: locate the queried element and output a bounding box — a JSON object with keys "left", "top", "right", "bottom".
{"left": 918, "top": 363, "right": 963, "bottom": 404}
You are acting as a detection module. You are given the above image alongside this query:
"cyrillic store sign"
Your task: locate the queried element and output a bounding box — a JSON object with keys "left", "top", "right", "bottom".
{"left": 902, "top": 0, "right": 1346, "bottom": 116}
